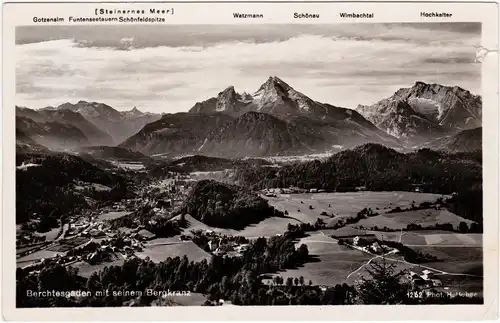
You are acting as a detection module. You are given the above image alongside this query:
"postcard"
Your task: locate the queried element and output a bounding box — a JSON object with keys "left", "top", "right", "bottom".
{"left": 2, "top": 1, "right": 499, "bottom": 321}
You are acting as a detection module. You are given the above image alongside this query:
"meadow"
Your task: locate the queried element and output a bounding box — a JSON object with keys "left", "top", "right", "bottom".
{"left": 17, "top": 249, "right": 65, "bottom": 268}
{"left": 136, "top": 241, "right": 211, "bottom": 263}
{"left": 275, "top": 232, "right": 373, "bottom": 286}
{"left": 265, "top": 191, "right": 448, "bottom": 224}
{"left": 73, "top": 257, "right": 126, "bottom": 278}
{"left": 354, "top": 209, "right": 476, "bottom": 230}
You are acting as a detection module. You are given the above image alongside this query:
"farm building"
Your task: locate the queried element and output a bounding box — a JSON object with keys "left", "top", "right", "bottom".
{"left": 208, "top": 239, "right": 219, "bottom": 252}
{"left": 235, "top": 244, "right": 250, "bottom": 252}
{"left": 408, "top": 270, "right": 442, "bottom": 288}
{"left": 137, "top": 229, "right": 156, "bottom": 241}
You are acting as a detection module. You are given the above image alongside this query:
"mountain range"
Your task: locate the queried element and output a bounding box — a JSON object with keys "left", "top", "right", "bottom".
{"left": 43, "top": 101, "right": 162, "bottom": 144}
{"left": 16, "top": 77, "right": 482, "bottom": 157}
{"left": 15, "top": 103, "right": 162, "bottom": 152}
{"left": 16, "top": 106, "right": 114, "bottom": 146}
{"left": 356, "top": 82, "right": 482, "bottom": 143}
{"left": 121, "top": 77, "right": 400, "bottom": 157}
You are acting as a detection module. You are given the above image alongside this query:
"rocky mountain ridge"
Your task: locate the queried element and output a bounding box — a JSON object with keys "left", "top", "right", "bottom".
{"left": 356, "top": 81, "right": 482, "bottom": 143}
{"left": 122, "top": 77, "right": 401, "bottom": 157}
{"left": 43, "top": 101, "right": 162, "bottom": 144}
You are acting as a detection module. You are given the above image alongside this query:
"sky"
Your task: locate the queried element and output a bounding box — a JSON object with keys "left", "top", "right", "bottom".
{"left": 16, "top": 23, "right": 481, "bottom": 113}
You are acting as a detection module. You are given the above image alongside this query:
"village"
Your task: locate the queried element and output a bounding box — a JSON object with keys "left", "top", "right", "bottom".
{"left": 189, "top": 229, "right": 252, "bottom": 257}
{"left": 16, "top": 175, "right": 195, "bottom": 274}
{"left": 16, "top": 170, "right": 458, "bottom": 299}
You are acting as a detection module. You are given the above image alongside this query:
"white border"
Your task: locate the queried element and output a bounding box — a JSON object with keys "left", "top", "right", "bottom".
{"left": 2, "top": 1, "right": 499, "bottom": 321}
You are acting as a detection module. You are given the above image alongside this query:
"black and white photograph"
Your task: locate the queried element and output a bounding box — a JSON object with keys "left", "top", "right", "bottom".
{"left": 14, "top": 22, "right": 485, "bottom": 308}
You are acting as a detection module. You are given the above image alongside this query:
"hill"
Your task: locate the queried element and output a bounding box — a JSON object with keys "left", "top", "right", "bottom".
{"left": 16, "top": 127, "right": 51, "bottom": 154}
{"left": 198, "top": 111, "right": 327, "bottom": 157}
{"left": 421, "top": 127, "right": 482, "bottom": 153}
{"left": 119, "top": 113, "right": 234, "bottom": 156}
{"left": 235, "top": 143, "right": 482, "bottom": 194}
{"left": 178, "top": 179, "right": 280, "bottom": 229}
{"left": 16, "top": 152, "right": 131, "bottom": 231}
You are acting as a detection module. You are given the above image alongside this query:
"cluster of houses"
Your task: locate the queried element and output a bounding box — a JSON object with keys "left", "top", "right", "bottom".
{"left": 71, "top": 218, "right": 112, "bottom": 239}
{"left": 351, "top": 236, "right": 388, "bottom": 254}
{"left": 261, "top": 187, "right": 307, "bottom": 197}
{"left": 19, "top": 175, "right": 202, "bottom": 275}
{"left": 261, "top": 187, "right": 332, "bottom": 197}
{"left": 20, "top": 217, "right": 156, "bottom": 273}
{"left": 408, "top": 269, "right": 443, "bottom": 289}
{"left": 201, "top": 230, "right": 251, "bottom": 257}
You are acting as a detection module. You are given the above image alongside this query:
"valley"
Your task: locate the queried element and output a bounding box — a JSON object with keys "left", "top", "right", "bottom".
{"left": 16, "top": 147, "right": 483, "bottom": 306}
{"left": 15, "top": 78, "right": 483, "bottom": 307}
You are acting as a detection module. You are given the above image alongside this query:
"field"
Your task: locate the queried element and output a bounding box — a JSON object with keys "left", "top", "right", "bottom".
{"left": 171, "top": 191, "right": 481, "bottom": 291}
{"left": 112, "top": 161, "right": 145, "bottom": 170}
{"left": 179, "top": 214, "right": 302, "bottom": 239}
{"left": 98, "top": 211, "right": 131, "bottom": 221}
{"left": 239, "top": 216, "right": 302, "bottom": 238}
{"left": 47, "top": 236, "right": 90, "bottom": 252}
{"left": 353, "top": 209, "right": 476, "bottom": 230}
{"left": 275, "top": 232, "right": 373, "bottom": 286}
{"left": 177, "top": 214, "right": 237, "bottom": 236}
{"left": 356, "top": 230, "right": 482, "bottom": 247}
{"left": 16, "top": 242, "right": 48, "bottom": 255}
{"left": 36, "top": 227, "right": 60, "bottom": 241}
{"left": 178, "top": 192, "right": 461, "bottom": 242}
{"left": 73, "top": 256, "right": 126, "bottom": 278}
{"left": 411, "top": 246, "right": 483, "bottom": 274}
{"left": 265, "top": 192, "right": 448, "bottom": 226}
{"left": 136, "top": 241, "right": 211, "bottom": 263}
{"left": 17, "top": 249, "right": 65, "bottom": 268}
{"left": 415, "top": 231, "right": 481, "bottom": 246}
